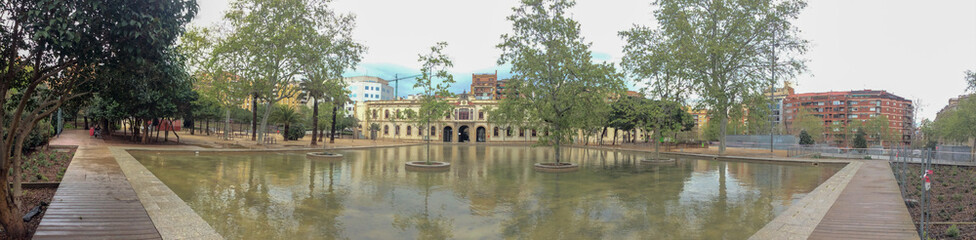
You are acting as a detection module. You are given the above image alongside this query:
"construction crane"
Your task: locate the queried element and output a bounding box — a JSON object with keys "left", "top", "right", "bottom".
{"left": 388, "top": 73, "right": 422, "bottom": 100}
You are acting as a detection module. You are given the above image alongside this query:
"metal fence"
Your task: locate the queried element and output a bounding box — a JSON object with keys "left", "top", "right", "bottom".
{"left": 787, "top": 145, "right": 975, "bottom": 165}
{"left": 888, "top": 147, "right": 976, "bottom": 239}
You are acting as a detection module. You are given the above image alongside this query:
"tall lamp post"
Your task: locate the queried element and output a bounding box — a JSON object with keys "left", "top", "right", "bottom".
{"left": 769, "top": 28, "right": 778, "bottom": 153}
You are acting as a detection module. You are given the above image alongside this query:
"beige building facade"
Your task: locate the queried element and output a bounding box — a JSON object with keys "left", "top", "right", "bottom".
{"left": 354, "top": 95, "right": 654, "bottom": 144}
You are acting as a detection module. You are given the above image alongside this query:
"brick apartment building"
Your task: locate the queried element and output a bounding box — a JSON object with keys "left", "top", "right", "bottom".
{"left": 471, "top": 71, "right": 501, "bottom": 100}
{"left": 783, "top": 90, "right": 913, "bottom": 146}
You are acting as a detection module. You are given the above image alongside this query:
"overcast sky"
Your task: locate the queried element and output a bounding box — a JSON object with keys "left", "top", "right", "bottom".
{"left": 191, "top": 0, "right": 976, "bottom": 121}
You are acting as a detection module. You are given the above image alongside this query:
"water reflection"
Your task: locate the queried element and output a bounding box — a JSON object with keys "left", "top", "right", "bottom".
{"left": 132, "top": 146, "right": 842, "bottom": 239}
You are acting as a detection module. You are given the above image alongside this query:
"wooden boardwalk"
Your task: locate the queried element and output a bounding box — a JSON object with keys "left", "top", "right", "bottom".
{"left": 33, "top": 133, "right": 161, "bottom": 239}
{"left": 808, "top": 160, "right": 918, "bottom": 240}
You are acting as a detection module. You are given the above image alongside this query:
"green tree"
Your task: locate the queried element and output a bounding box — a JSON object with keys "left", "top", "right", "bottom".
{"left": 493, "top": 0, "right": 624, "bottom": 164}
{"left": 966, "top": 69, "right": 975, "bottom": 92}
{"left": 410, "top": 42, "right": 456, "bottom": 164}
{"left": 625, "top": 0, "right": 809, "bottom": 154}
{"left": 608, "top": 96, "right": 638, "bottom": 144}
{"left": 864, "top": 115, "right": 896, "bottom": 146}
{"left": 299, "top": 3, "right": 366, "bottom": 146}
{"left": 799, "top": 130, "right": 814, "bottom": 145}
{"left": 790, "top": 108, "right": 824, "bottom": 143}
{"left": 932, "top": 97, "right": 976, "bottom": 161}
{"left": 214, "top": 0, "right": 327, "bottom": 145}
{"left": 852, "top": 129, "right": 867, "bottom": 150}
{"left": 179, "top": 27, "right": 247, "bottom": 140}
{"left": 0, "top": 0, "right": 196, "bottom": 236}
{"left": 270, "top": 104, "right": 303, "bottom": 141}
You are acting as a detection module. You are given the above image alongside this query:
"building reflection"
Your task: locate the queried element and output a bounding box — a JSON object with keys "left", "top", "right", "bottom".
{"left": 133, "top": 146, "right": 844, "bottom": 239}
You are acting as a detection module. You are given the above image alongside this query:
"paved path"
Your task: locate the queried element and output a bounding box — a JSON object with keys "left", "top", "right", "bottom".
{"left": 34, "top": 131, "right": 161, "bottom": 240}
{"left": 659, "top": 149, "right": 918, "bottom": 240}
{"left": 808, "top": 160, "right": 918, "bottom": 240}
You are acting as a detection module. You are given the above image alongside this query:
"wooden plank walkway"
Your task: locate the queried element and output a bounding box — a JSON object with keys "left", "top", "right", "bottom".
{"left": 809, "top": 160, "right": 918, "bottom": 240}
{"left": 33, "top": 133, "right": 161, "bottom": 239}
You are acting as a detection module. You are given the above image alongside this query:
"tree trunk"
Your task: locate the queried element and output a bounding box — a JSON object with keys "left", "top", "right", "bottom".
{"left": 164, "top": 119, "right": 169, "bottom": 142}
{"left": 257, "top": 102, "right": 273, "bottom": 145}
{"left": 190, "top": 118, "right": 195, "bottom": 135}
{"left": 613, "top": 129, "right": 618, "bottom": 145}
{"left": 155, "top": 119, "right": 161, "bottom": 143}
{"left": 319, "top": 127, "right": 325, "bottom": 143}
{"left": 84, "top": 116, "right": 89, "bottom": 130}
{"left": 330, "top": 104, "right": 338, "bottom": 144}
{"left": 554, "top": 125, "right": 561, "bottom": 164}
{"left": 252, "top": 93, "right": 258, "bottom": 141}
{"left": 600, "top": 126, "right": 607, "bottom": 145}
{"left": 719, "top": 115, "right": 729, "bottom": 154}
{"left": 311, "top": 97, "right": 318, "bottom": 146}
{"left": 142, "top": 120, "right": 149, "bottom": 144}
{"left": 283, "top": 124, "right": 290, "bottom": 141}
{"left": 12, "top": 130, "right": 30, "bottom": 209}
{"left": 0, "top": 173, "right": 26, "bottom": 238}
{"left": 654, "top": 126, "right": 661, "bottom": 156}
{"left": 205, "top": 118, "right": 210, "bottom": 136}
{"left": 971, "top": 138, "right": 976, "bottom": 163}
{"left": 224, "top": 109, "right": 231, "bottom": 140}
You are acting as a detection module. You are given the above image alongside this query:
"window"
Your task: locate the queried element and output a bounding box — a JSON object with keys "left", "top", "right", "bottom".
{"left": 384, "top": 125, "right": 389, "bottom": 135}
{"left": 395, "top": 126, "right": 400, "bottom": 135}
{"left": 531, "top": 129, "right": 537, "bottom": 137}
{"left": 519, "top": 128, "right": 525, "bottom": 137}
{"left": 493, "top": 127, "right": 499, "bottom": 137}
{"left": 506, "top": 128, "right": 513, "bottom": 137}
{"left": 479, "top": 111, "right": 484, "bottom": 120}
{"left": 832, "top": 101, "right": 842, "bottom": 105}
{"left": 419, "top": 128, "right": 424, "bottom": 136}
{"left": 431, "top": 126, "right": 436, "bottom": 136}
{"left": 458, "top": 108, "right": 472, "bottom": 120}
{"left": 372, "top": 110, "right": 377, "bottom": 119}
{"left": 385, "top": 110, "right": 390, "bottom": 119}
{"left": 407, "top": 126, "right": 411, "bottom": 136}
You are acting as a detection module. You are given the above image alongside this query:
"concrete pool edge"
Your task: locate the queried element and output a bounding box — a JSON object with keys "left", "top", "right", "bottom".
{"left": 112, "top": 143, "right": 856, "bottom": 239}
{"left": 110, "top": 147, "right": 223, "bottom": 240}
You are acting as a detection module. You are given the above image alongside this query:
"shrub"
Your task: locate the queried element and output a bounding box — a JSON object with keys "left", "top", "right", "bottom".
{"left": 22, "top": 119, "right": 54, "bottom": 154}
{"left": 282, "top": 123, "right": 306, "bottom": 140}
{"left": 852, "top": 129, "right": 867, "bottom": 149}
{"left": 946, "top": 224, "right": 959, "bottom": 238}
{"left": 799, "top": 130, "right": 814, "bottom": 145}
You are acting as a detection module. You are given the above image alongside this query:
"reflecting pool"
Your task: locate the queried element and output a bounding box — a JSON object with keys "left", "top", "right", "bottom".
{"left": 131, "top": 145, "right": 843, "bottom": 239}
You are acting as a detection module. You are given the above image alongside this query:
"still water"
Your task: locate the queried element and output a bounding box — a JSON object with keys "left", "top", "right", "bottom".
{"left": 131, "top": 145, "right": 842, "bottom": 240}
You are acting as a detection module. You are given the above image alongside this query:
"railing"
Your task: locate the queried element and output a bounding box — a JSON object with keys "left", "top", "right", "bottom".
{"left": 787, "top": 145, "right": 975, "bottom": 165}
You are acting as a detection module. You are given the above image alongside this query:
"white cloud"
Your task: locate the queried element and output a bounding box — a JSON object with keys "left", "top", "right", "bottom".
{"left": 191, "top": 0, "right": 976, "bottom": 121}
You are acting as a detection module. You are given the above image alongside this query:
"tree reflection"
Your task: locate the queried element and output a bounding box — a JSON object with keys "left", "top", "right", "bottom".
{"left": 392, "top": 172, "right": 453, "bottom": 239}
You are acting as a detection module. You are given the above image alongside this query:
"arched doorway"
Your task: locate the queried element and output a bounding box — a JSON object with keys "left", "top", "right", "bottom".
{"left": 443, "top": 126, "right": 453, "bottom": 142}
{"left": 476, "top": 126, "right": 486, "bottom": 142}
{"left": 458, "top": 125, "right": 470, "bottom": 143}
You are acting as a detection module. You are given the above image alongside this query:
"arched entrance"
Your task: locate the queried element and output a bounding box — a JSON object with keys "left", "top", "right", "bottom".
{"left": 458, "top": 125, "right": 470, "bottom": 143}
{"left": 443, "top": 126, "right": 453, "bottom": 142}
{"left": 476, "top": 126, "right": 486, "bottom": 142}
